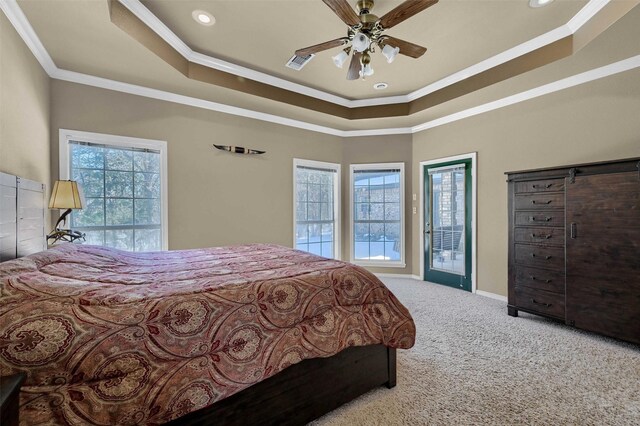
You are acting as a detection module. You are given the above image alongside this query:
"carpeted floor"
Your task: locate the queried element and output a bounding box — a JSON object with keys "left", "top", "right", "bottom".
{"left": 312, "top": 277, "right": 640, "bottom": 426}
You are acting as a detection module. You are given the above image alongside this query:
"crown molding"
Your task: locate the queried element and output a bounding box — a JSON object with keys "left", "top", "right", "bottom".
{"left": 2, "top": 0, "right": 639, "bottom": 139}
{"left": 119, "top": 0, "right": 611, "bottom": 109}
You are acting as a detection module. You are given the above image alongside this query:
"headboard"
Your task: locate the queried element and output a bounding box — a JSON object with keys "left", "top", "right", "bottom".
{"left": 0, "top": 172, "right": 46, "bottom": 261}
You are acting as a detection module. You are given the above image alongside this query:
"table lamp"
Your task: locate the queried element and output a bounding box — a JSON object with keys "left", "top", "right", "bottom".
{"left": 47, "top": 180, "right": 85, "bottom": 244}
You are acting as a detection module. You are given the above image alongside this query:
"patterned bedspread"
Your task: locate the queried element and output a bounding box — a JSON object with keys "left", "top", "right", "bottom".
{"left": 0, "top": 243, "right": 415, "bottom": 425}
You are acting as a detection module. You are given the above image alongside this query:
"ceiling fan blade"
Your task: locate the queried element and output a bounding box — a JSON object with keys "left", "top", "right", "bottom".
{"left": 346, "top": 52, "right": 362, "bottom": 80}
{"left": 382, "top": 36, "right": 427, "bottom": 58}
{"left": 295, "top": 38, "right": 348, "bottom": 57}
{"left": 322, "top": 0, "right": 361, "bottom": 27}
{"left": 379, "top": 0, "right": 438, "bottom": 29}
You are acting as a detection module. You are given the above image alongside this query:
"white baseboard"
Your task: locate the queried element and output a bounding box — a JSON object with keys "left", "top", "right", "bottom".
{"left": 475, "top": 290, "right": 508, "bottom": 302}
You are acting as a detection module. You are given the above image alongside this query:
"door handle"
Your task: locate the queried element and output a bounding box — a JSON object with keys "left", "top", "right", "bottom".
{"left": 570, "top": 223, "right": 577, "bottom": 239}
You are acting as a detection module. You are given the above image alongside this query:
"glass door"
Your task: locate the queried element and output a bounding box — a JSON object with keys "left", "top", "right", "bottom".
{"left": 424, "top": 159, "right": 472, "bottom": 291}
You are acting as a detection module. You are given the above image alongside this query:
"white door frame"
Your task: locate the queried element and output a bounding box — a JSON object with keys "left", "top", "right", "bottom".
{"left": 419, "top": 153, "right": 477, "bottom": 293}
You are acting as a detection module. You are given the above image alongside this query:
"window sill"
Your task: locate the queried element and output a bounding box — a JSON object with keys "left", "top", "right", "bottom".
{"left": 351, "top": 261, "right": 406, "bottom": 269}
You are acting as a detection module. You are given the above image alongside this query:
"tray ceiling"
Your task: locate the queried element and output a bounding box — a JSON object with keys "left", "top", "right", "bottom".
{"left": 139, "top": 0, "right": 586, "bottom": 99}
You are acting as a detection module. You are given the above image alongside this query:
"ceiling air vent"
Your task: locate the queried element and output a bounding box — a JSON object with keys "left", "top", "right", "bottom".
{"left": 285, "top": 54, "right": 315, "bottom": 71}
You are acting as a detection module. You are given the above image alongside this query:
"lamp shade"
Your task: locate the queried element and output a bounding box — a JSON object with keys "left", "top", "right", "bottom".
{"left": 352, "top": 33, "right": 370, "bottom": 53}
{"left": 382, "top": 44, "right": 400, "bottom": 63}
{"left": 49, "top": 180, "right": 83, "bottom": 209}
{"left": 332, "top": 50, "right": 349, "bottom": 68}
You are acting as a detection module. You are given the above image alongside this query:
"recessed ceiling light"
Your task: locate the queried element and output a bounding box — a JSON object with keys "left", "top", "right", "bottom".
{"left": 529, "top": 0, "right": 554, "bottom": 8}
{"left": 192, "top": 10, "right": 215, "bottom": 26}
{"left": 373, "top": 82, "right": 389, "bottom": 90}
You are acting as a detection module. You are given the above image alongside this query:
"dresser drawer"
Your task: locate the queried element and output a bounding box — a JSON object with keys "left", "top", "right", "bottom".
{"left": 514, "top": 211, "right": 564, "bottom": 227}
{"left": 514, "top": 193, "right": 564, "bottom": 210}
{"left": 515, "top": 179, "right": 564, "bottom": 194}
{"left": 515, "top": 266, "right": 565, "bottom": 294}
{"left": 515, "top": 244, "right": 565, "bottom": 270}
{"left": 514, "top": 227, "right": 564, "bottom": 247}
{"left": 515, "top": 286, "right": 565, "bottom": 319}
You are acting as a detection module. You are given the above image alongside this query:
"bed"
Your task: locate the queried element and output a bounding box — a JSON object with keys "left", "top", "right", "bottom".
{"left": 0, "top": 243, "right": 415, "bottom": 425}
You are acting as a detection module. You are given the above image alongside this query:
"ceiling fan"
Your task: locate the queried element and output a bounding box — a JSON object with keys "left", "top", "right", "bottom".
{"left": 294, "top": 0, "right": 438, "bottom": 80}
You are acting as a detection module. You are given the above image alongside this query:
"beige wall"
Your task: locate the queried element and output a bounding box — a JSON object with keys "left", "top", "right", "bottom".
{"left": 0, "top": 13, "right": 50, "bottom": 208}
{"left": 412, "top": 67, "right": 640, "bottom": 296}
{"left": 341, "top": 135, "right": 413, "bottom": 275}
{"left": 50, "top": 81, "right": 344, "bottom": 250}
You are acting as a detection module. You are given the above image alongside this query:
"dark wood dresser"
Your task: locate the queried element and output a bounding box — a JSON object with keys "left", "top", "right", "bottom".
{"left": 506, "top": 157, "right": 640, "bottom": 345}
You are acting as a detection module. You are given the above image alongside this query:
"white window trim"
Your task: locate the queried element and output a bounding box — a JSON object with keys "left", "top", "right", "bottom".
{"left": 293, "top": 158, "right": 341, "bottom": 260}
{"left": 350, "top": 162, "right": 406, "bottom": 268}
{"left": 59, "top": 129, "right": 169, "bottom": 251}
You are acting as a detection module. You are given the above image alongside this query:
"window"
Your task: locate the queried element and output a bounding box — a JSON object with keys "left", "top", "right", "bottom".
{"left": 294, "top": 159, "right": 341, "bottom": 259}
{"left": 350, "top": 163, "right": 405, "bottom": 267}
{"left": 59, "top": 129, "right": 167, "bottom": 251}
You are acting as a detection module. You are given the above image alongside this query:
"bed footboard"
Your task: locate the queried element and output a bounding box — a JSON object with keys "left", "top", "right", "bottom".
{"left": 169, "top": 344, "right": 396, "bottom": 426}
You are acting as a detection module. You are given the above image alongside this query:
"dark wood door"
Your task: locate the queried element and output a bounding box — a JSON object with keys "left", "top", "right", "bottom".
{"left": 566, "top": 172, "right": 640, "bottom": 344}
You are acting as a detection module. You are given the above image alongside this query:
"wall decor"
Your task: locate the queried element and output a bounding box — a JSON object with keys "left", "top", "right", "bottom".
{"left": 213, "top": 144, "right": 265, "bottom": 155}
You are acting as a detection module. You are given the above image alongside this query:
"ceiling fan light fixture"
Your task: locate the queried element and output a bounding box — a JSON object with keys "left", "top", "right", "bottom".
{"left": 360, "top": 63, "right": 374, "bottom": 78}
{"left": 352, "top": 33, "right": 370, "bottom": 53}
{"left": 382, "top": 44, "right": 400, "bottom": 63}
{"left": 529, "top": 0, "right": 554, "bottom": 8}
{"left": 192, "top": 10, "right": 215, "bottom": 26}
{"left": 332, "top": 49, "right": 350, "bottom": 68}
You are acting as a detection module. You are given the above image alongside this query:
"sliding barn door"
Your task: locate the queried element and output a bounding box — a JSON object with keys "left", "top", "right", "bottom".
{"left": 566, "top": 171, "right": 640, "bottom": 344}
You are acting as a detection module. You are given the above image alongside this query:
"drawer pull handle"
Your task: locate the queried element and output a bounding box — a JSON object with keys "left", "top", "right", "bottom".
{"left": 531, "top": 233, "right": 551, "bottom": 240}
{"left": 531, "top": 299, "right": 552, "bottom": 308}
{"left": 531, "top": 200, "right": 552, "bottom": 205}
{"left": 530, "top": 276, "right": 552, "bottom": 283}
{"left": 530, "top": 216, "right": 552, "bottom": 222}
{"left": 532, "top": 184, "right": 553, "bottom": 189}
{"left": 531, "top": 254, "right": 552, "bottom": 260}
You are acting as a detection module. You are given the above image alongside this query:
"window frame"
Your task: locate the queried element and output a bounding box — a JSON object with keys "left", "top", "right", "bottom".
{"left": 59, "top": 129, "right": 169, "bottom": 251}
{"left": 349, "top": 162, "right": 405, "bottom": 268}
{"left": 293, "top": 158, "right": 341, "bottom": 260}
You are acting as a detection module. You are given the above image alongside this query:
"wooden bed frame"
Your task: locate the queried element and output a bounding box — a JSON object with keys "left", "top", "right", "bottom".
{"left": 168, "top": 344, "right": 396, "bottom": 426}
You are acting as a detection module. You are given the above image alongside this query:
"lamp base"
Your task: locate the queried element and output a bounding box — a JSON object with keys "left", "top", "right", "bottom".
{"left": 47, "top": 229, "right": 86, "bottom": 245}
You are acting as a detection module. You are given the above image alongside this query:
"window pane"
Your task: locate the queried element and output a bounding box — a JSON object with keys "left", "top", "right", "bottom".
{"left": 106, "top": 199, "right": 133, "bottom": 225}
{"left": 354, "top": 187, "right": 369, "bottom": 203}
{"left": 320, "top": 202, "right": 332, "bottom": 221}
{"left": 354, "top": 223, "right": 369, "bottom": 241}
{"left": 72, "top": 144, "right": 104, "bottom": 169}
{"left": 105, "top": 171, "right": 133, "bottom": 198}
{"left": 72, "top": 198, "right": 104, "bottom": 227}
{"left": 309, "top": 223, "right": 321, "bottom": 243}
{"left": 135, "top": 228, "right": 161, "bottom": 252}
{"left": 307, "top": 202, "right": 321, "bottom": 221}
{"left": 321, "top": 242, "right": 333, "bottom": 258}
{"left": 308, "top": 184, "right": 321, "bottom": 202}
{"left": 296, "top": 224, "right": 308, "bottom": 244}
{"left": 135, "top": 199, "right": 161, "bottom": 225}
{"left": 354, "top": 242, "right": 369, "bottom": 260}
{"left": 134, "top": 172, "right": 160, "bottom": 198}
{"left": 72, "top": 169, "right": 104, "bottom": 197}
{"left": 105, "top": 229, "right": 133, "bottom": 251}
{"left": 321, "top": 223, "right": 333, "bottom": 243}
{"left": 83, "top": 230, "right": 104, "bottom": 246}
{"left": 308, "top": 243, "right": 322, "bottom": 256}
{"left": 134, "top": 151, "right": 160, "bottom": 173}
{"left": 370, "top": 203, "right": 384, "bottom": 220}
{"left": 354, "top": 203, "right": 369, "bottom": 221}
{"left": 106, "top": 148, "right": 133, "bottom": 171}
